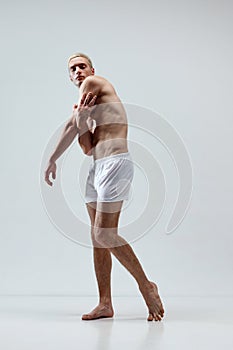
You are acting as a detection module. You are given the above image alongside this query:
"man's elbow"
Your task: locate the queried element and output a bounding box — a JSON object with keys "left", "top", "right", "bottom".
{"left": 80, "top": 145, "right": 92, "bottom": 156}
{"left": 86, "top": 148, "right": 93, "bottom": 156}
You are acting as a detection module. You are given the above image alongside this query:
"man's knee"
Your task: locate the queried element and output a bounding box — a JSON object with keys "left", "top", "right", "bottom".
{"left": 91, "top": 229, "right": 103, "bottom": 248}
{"left": 93, "top": 226, "right": 117, "bottom": 247}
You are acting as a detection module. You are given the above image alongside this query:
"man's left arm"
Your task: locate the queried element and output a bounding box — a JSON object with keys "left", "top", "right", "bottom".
{"left": 76, "top": 77, "right": 101, "bottom": 155}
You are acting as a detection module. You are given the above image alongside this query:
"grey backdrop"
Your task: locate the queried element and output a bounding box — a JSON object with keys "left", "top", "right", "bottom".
{"left": 1, "top": 0, "right": 233, "bottom": 297}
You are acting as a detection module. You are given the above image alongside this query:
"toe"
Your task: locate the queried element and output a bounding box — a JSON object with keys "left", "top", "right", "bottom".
{"left": 147, "top": 313, "right": 153, "bottom": 321}
{"left": 160, "top": 309, "right": 165, "bottom": 318}
{"left": 82, "top": 314, "right": 94, "bottom": 320}
{"left": 153, "top": 313, "right": 159, "bottom": 321}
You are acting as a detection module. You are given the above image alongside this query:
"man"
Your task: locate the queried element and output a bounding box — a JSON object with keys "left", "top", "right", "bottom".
{"left": 44, "top": 53, "right": 164, "bottom": 321}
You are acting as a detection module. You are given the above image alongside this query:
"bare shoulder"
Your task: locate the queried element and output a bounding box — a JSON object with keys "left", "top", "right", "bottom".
{"left": 81, "top": 75, "right": 116, "bottom": 97}
{"left": 83, "top": 75, "right": 111, "bottom": 88}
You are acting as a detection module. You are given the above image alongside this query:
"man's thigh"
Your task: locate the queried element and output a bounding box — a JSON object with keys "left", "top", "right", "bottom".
{"left": 86, "top": 202, "right": 97, "bottom": 226}
{"left": 95, "top": 201, "right": 123, "bottom": 228}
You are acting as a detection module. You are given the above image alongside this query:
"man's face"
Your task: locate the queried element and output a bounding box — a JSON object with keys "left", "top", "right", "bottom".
{"left": 68, "top": 57, "right": 94, "bottom": 88}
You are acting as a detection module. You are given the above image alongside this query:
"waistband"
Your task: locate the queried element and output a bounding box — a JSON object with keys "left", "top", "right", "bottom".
{"left": 94, "top": 152, "right": 131, "bottom": 164}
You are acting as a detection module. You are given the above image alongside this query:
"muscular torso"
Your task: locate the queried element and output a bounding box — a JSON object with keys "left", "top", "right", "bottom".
{"left": 83, "top": 76, "right": 128, "bottom": 160}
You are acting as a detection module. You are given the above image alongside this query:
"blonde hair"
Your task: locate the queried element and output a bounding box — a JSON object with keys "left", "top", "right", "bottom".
{"left": 68, "top": 53, "right": 93, "bottom": 68}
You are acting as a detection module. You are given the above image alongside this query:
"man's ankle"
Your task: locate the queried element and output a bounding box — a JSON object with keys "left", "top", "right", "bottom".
{"left": 138, "top": 280, "right": 151, "bottom": 292}
{"left": 99, "top": 296, "right": 112, "bottom": 305}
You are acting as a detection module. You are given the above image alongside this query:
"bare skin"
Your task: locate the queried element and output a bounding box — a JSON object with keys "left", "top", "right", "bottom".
{"left": 82, "top": 202, "right": 114, "bottom": 321}
{"left": 44, "top": 55, "right": 165, "bottom": 321}
{"left": 83, "top": 201, "right": 164, "bottom": 321}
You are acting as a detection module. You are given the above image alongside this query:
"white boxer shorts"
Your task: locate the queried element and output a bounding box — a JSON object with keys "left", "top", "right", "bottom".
{"left": 85, "top": 152, "right": 134, "bottom": 203}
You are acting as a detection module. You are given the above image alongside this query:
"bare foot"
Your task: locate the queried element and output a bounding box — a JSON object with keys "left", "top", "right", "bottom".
{"left": 82, "top": 303, "right": 114, "bottom": 321}
{"left": 140, "top": 281, "right": 165, "bottom": 322}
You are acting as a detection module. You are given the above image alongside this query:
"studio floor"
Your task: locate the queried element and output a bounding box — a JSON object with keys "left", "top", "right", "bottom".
{"left": 0, "top": 296, "right": 232, "bottom": 350}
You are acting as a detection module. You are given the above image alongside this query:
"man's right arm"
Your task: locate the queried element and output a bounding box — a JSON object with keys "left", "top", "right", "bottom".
{"left": 45, "top": 92, "right": 97, "bottom": 186}
{"left": 49, "top": 116, "right": 78, "bottom": 163}
{"left": 44, "top": 115, "right": 78, "bottom": 186}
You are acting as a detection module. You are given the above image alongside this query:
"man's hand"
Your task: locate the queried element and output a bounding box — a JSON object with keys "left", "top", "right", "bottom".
{"left": 74, "top": 92, "right": 97, "bottom": 129}
{"left": 44, "top": 161, "right": 57, "bottom": 186}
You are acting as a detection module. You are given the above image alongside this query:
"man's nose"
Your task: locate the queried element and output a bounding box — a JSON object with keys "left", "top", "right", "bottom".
{"left": 76, "top": 67, "right": 81, "bottom": 75}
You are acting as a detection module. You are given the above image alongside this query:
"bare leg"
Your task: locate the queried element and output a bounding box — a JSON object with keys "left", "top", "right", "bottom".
{"left": 94, "top": 201, "right": 165, "bottom": 321}
{"left": 82, "top": 203, "right": 114, "bottom": 320}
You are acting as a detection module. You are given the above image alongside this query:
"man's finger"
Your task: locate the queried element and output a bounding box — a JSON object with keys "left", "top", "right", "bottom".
{"left": 88, "top": 95, "right": 97, "bottom": 107}
{"left": 80, "top": 93, "right": 87, "bottom": 107}
{"left": 45, "top": 175, "right": 52, "bottom": 186}
{"left": 84, "top": 92, "right": 93, "bottom": 106}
